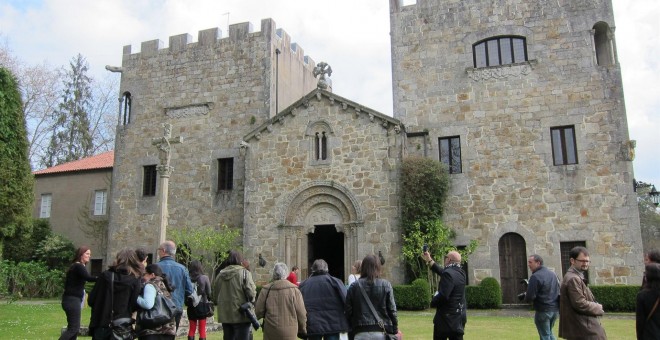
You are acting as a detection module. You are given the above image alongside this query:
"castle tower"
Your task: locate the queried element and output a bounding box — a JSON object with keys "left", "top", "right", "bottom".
{"left": 390, "top": 0, "right": 642, "bottom": 301}
{"left": 107, "top": 19, "right": 317, "bottom": 266}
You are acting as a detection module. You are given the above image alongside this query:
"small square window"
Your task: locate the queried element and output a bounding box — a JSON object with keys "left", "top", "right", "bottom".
{"left": 93, "top": 190, "right": 107, "bottom": 215}
{"left": 560, "top": 241, "right": 589, "bottom": 283}
{"left": 439, "top": 136, "right": 462, "bottom": 174}
{"left": 218, "top": 158, "right": 234, "bottom": 191}
{"left": 40, "top": 194, "right": 52, "bottom": 218}
{"left": 551, "top": 126, "right": 578, "bottom": 165}
{"left": 143, "top": 165, "right": 157, "bottom": 196}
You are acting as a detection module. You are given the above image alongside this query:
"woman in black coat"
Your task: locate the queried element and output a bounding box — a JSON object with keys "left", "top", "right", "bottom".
{"left": 88, "top": 248, "right": 143, "bottom": 340}
{"left": 60, "top": 246, "right": 97, "bottom": 340}
{"left": 637, "top": 262, "right": 660, "bottom": 340}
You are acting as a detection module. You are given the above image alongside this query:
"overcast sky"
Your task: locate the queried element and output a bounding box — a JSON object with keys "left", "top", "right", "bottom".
{"left": 1, "top": 0, "right": 658, "bottom": 187}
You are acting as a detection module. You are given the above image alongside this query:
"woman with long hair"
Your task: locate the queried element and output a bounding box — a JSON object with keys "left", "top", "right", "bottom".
{"left": 136, "top": 263, "right": 176, "bottom": 340}
{"left": 345, "top": 254, "right": 398, "bottom": 340}
{"left": 213, "top": 250, "right": 256, "bottom": 340}
{"left": 88, "top": 248, "right": 143, "bottom": 340}
{"left": 255, "top": 262, "right": 307, "bottom": 340}
{"left": 59, "top": 246, "right": 97, "bottom": 340}
{"left": 188, "top": 260, "right": 212, "bottom": 340}
{"left": 637, "top": 262, "right": 660, "bottom": 339}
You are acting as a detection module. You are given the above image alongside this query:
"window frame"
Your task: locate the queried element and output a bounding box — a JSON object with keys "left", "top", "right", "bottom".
{"left": 40, "top": 193, "right": 52, "bottom": 218}
{"left": 143, "top": 165, "right": 157, "bottom": 196}
{"left": 473, "top": 36, "right": 528, "bottom": 68}
{"left": 439, "top": 136, "right": 462, "bottom": 174}
{"left": 218, "top": 157, "right": 234, "bottom": 191}
{"left": 93, "top": 190, "right": 107, "bottom": 216}
{"left": 551, "top": 125, "right": 578, "bottom": 166}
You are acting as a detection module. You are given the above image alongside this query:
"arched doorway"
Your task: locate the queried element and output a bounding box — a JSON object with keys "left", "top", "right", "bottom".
{"left": 307, "top": 225, "right": 345, "bottom": 281}
{"left": 498, "top": 232, "right": 528, "bottom": 303}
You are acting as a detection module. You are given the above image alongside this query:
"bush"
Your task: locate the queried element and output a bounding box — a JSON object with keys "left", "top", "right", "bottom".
{"left": 393, "top": 279, "right": 431, "bottom": 310}
{"left": 590, "top": 285, "right": 638, "bottom": 312}
{"left": 34, "top": 233, "right": 75, "bottom": 270}
{"left": 0, "top": 260, "right": 65, "bottom": 298}
{"left": 466, "top": 277, "right": 502, "bottom": 309}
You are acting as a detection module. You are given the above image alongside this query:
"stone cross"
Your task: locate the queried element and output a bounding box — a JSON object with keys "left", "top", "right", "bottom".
{"left": 151, "top": 123, "right": 183, "bottom": 246}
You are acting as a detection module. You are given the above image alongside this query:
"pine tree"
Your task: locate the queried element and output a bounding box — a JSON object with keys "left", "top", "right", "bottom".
{"left": 0, "top": 67, "right": 34, "bottom": 244}
{"left": 42, "top": 54, "right": 94, "bottom": 167}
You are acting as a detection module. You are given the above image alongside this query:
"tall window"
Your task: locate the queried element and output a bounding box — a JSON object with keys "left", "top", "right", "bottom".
{"left": 218, "top": 158, "right": 234, "bottom": 191}
{"left": 143, "top": 165, "right": 157, "bottom": 196}
{"left": 121, "top": 92, "right": 132, "bottom": 125}
{"left": 40, "top": 194, "right": 52, "bottom": 218}
{"left": 473, "top": 36, "right": 527, "bottom": 68}
{"left": 315, "top": 132, "right": 327, "bottom": 160}
{"left": 439, "top": 136, "right": 462, "bottom": 174}
{"left": 93, "top": 190, "right": 107, "bottom": 215}
{"left": 560, "top": 241, "right": 589, "bottom": 283}
{"left": 593, "top": 22, "right": 614, "bottom": 66}
{"left": 551, "top": 126, "right": 578, "bottom": 165}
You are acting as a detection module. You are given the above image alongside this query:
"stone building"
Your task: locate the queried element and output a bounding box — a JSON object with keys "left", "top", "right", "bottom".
{"left": 390, "top": 0, "right": 642, "bottom": 301}
{"left": 107, "top": 0, "right": 643, "bottom": 294}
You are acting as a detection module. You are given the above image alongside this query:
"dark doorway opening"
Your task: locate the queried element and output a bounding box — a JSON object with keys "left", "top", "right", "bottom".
{"left": 308, "top": 225, "right": 345, "bottom": 282}
{"left": 498, "top": 232, "right": 528, "bottom": 304}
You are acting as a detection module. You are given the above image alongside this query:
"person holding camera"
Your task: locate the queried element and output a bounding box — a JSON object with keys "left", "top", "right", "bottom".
{"left": 422, "top": 250, "right": 466, "bottom": 340}
{"left": 255, "top": 262, "right": 307, "bottom": 340}
{"left": 520, "top": 255, "right": 560, "bottom": 340}
{"left": 213, "top": 250, "right": 257, "bottom": 340}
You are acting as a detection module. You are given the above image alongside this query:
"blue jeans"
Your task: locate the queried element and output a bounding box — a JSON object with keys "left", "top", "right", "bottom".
{"left": 534, "top": 311, "right": 558, "bottom": 340}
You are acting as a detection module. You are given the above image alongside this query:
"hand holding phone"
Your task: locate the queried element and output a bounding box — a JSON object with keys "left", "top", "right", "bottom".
{"left": 423, "top": 244, "right": 428, "bottom": 252}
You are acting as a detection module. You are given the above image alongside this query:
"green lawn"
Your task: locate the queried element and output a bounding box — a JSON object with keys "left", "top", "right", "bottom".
{"left": 0, "top": 300, "right": 636, "bottom": 340}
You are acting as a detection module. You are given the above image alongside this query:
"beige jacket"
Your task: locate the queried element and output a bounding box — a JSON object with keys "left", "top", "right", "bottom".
{"left": 558, "top": 267, "right": 607, "bottom": 340}
{"left": 255, "top": 279, "right": 307, "bottom": 340}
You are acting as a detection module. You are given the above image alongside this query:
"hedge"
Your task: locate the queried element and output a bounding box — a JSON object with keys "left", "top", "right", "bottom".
{"left": 0, "top": 260, "right": 65, "bottom": 298}
{"left": 393, "top": 278, "right": 431, "bottom": 310}
{"left": 466, "top": 277, "right": 502, "bottom": 309}
{"left": 590, "top": 285, "right": 639, "bottom": 312}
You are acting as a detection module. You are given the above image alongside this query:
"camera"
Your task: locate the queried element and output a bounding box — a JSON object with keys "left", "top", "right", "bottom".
{"left": 517, "top": 292, "right": 527, "bottom": 301}
{"left": 423, "top": 244, "right": 428, "bottom": 252}
{"left": 239, "top": 302, "right": 260, "bottom": 330}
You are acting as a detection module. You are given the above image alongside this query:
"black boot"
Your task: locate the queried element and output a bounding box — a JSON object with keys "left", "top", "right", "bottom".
{"left": 188, "top": 337, "right": 195, "bottom": 340}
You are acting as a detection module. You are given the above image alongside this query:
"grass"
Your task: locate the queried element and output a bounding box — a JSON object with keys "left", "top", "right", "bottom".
{"left": 0, "top": 300, "right": 635, "bottom": 340}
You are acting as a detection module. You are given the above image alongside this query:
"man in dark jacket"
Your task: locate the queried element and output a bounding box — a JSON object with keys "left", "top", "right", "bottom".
{"left": 300, "top": 259, "right": 350, "bottom": 339}
{"left": 523, "top": 254, "right": 560, "bottom": 340}
{"left": 423, "top": 250, "right": 467, "bottom": 340}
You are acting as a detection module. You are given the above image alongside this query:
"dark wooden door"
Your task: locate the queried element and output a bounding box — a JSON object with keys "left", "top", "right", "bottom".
{"left": 498, "top": 233, "right": 528, "bottom": 303}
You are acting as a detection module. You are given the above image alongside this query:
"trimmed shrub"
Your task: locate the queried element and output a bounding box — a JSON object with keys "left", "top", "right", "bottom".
{"left": 393, "top": 279, "right": 431, "bottom": 310}
{"left": 590, "top": 285, "right": 638, "bottom": 312}
{"left": 466, "top": 277, "right": 502, "bottom": 309}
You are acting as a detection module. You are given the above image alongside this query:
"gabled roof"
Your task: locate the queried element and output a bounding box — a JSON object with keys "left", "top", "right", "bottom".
{"left": 33, "top": 151, "right": 114, "bottom": 175}
{"left": 243, "top": 88, "right": 403, "bottom": 142}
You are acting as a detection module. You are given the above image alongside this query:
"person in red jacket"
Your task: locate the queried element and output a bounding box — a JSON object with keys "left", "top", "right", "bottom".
{"left": 287, "top": 266, "right": 300, "bottom": 286}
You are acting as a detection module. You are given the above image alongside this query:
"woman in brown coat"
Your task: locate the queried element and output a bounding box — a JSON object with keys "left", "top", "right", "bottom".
{"left": 255, "top": 262, "right": 307, "bottom": 340}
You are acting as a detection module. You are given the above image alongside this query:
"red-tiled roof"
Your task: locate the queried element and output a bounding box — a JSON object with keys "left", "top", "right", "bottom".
{"left": 33, "top": 151, "right": 114, "bottom": 175}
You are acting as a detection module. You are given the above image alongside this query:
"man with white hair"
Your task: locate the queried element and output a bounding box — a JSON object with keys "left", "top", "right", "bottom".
{"left": 157, "top": 240, "right": 194, "bottom": 330}
{"left": 299, "top": 259, "right": 350, "bottom": 340}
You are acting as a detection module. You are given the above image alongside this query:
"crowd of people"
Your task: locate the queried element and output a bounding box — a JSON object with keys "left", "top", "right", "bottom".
{"left": 57, "top": 242, "right": 660, "bottom": 340}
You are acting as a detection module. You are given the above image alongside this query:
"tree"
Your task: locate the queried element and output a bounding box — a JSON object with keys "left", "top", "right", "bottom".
{"left": 42, "top": 54, "right": 94, "bottom": 167}
{"left": 636, "top": 181, "right": 660, "bottom": 253}
{"left": 399, "top": 157, "right": 477, "bottom": 281}
{"left": 0, "top": 67, "right": 34, "bottom": 252}
{"left": 169, "top": 225, "right": 242, "bottom": 282}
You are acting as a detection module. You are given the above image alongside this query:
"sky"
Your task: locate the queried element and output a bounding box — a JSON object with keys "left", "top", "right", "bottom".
{"left": 1, "top": 0, "right": 658, "bottom": 187}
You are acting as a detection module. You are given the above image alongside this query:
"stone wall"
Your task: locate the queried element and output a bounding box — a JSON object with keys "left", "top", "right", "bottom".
{"left": 107, "top": 19, "right": 317, "bottom": 264}
{"left": 390, "top": 0, "right": 643, "bottom": 285}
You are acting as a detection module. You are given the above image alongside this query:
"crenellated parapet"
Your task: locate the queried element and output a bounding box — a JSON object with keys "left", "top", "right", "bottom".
{"left": 121, "top": 18, "right": 314, "bottom": 69}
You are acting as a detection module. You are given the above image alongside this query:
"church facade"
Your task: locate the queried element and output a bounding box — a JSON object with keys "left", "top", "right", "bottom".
{"left": 108, "top": 0, "right": 643, "bottom": 298}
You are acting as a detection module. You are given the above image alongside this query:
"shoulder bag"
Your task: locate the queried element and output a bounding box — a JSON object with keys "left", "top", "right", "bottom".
{"left": 356, "top": 280, "right": 398, "bottom": 340}
{"left": 137, "top": 281, "right": 177, "bottom": 328}
{"left": 188, "top": 281, "right": 214, "bottom": 319}
{"left": 109, "top": 272, "right": 135, "bottom": 340}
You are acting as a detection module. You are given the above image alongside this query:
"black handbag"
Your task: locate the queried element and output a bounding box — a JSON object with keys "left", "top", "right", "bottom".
{"left": 137, "top": 282, "right": 178, "bottom": 328}
{"left": 109, "top": 272, "right": 135, "bottom": 340}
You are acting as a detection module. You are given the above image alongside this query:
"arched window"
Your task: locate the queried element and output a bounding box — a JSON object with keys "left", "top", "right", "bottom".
{"left": 593, "top": 22, "right": 614, "bottom": 66}
{"left": 473, "top": 36, "right": 527, "bottom": 68}
{"left": 307, "top": 121, "right": 333, "bottom": 165}
{"left": 121, "top": 92, "right": 132, "bottom": 125}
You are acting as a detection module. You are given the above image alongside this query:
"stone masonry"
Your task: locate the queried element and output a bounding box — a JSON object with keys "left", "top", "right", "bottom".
{"left": 390, "top": 0, "right": 643, "bottom": 295}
